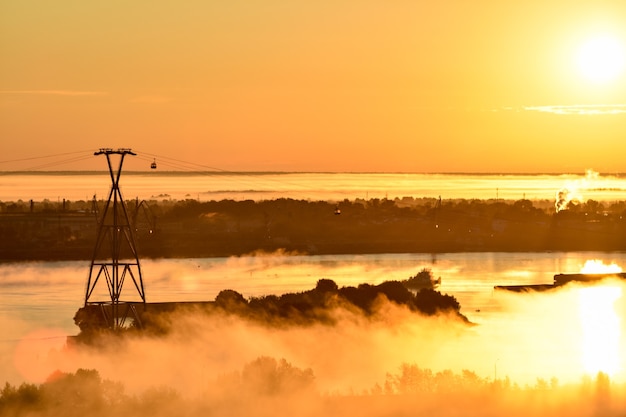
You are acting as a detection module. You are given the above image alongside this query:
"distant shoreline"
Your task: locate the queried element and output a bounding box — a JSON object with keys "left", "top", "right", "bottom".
{"left": 2, "top": 170, "right": 626, "bottom": 176}
{"left": 2, "top": 171, "right": 626, "bottom": 204}
{"left": 2, "top": 197, "right": 626, "bottom": 262}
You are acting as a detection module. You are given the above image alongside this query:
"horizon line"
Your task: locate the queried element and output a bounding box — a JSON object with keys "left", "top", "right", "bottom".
{"left": 0, "top": 170, "right": 624, "bottom": 176}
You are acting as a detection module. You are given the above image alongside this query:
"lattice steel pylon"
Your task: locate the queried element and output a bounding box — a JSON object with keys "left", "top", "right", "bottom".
{"left": 84, "top": 148, "right": 146, "bottom": 330}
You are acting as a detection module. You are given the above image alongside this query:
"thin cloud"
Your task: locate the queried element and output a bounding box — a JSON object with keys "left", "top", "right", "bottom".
{"left": 0, "top": 90, "right": 108, "bottom": 97}
{"left": 129, "top": 95, "right": 172, "bottom": 104}
{"left": 523, "top": 104, "right": 626, "bottom": 115}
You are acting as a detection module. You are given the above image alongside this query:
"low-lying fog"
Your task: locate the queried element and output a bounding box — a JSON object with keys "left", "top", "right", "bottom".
{"left": 1, "top": 255, "right": 625, "bottom": 416}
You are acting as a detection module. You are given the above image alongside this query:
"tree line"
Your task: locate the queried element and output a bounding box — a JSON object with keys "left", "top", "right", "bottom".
{"left": 3, "top": 196, "right": 626, "bottom": 260}
{"left": 1, "top": 363, "right": 617, "bottom": 417}
{"left": 74, "top": 272, "right": 464, "bottom": 337}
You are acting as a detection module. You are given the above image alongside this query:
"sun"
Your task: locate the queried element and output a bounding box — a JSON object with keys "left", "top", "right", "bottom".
{"left": 576, "top": 34, "right": 626, "bottom": 84}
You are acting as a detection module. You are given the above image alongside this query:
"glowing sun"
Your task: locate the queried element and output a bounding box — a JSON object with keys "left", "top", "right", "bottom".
{"left": 576, "top": 34, "right": 626, "bottom": 84}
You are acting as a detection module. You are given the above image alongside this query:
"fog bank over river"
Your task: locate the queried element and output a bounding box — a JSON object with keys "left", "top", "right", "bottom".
{"left": 2, "top": 171, "right": 625, "bottom": 203}
{"left": 1, "top": 251, "right": 625, "bottom": 390}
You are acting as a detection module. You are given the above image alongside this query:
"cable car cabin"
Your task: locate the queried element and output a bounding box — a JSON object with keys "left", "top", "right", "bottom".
{"left": 150, "top": 159, "right": 157, "bottom": 169}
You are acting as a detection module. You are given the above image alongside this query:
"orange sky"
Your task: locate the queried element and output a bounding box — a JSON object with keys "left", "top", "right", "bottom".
{"left": 2, "top": 1, "right": 626, "bottom": 173}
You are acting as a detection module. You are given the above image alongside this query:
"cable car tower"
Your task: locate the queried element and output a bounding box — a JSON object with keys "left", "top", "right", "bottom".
{"left": 84, "top": 148, "right": 146, "bottom": 330}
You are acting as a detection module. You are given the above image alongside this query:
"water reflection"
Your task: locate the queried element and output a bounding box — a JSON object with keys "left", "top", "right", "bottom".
{"left": 4, "top": 171, "right": 626, "bottom": 202}
{"left": 525, "top": 104, "right": 626, "bottom": 115}
{"left": 1, "top": 252, "right": 626, "bottom": 387}
{"left": 578, "top": 285, "right": 622, "bottom": 376}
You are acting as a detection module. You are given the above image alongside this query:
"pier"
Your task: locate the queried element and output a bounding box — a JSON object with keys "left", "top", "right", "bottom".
{"left": 495, "top": 272, "right": 626, "bottom": 292}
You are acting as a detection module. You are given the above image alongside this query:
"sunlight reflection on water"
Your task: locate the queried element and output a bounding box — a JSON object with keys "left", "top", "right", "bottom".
{"left": 578, "top": 285, "right": 623, "bottom": 376}
{"left": 2, "top": 172, "right": 626, "bottom": 203}
{"left": 1, "top": 251, "right": 625, "bottom": 386}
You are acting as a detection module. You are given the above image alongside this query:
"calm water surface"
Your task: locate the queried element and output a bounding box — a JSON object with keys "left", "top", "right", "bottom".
{"left": 2, "top": 171, "right": 626, "bottom": 202}
{"left": 2, "top": 251, "right": 624, "bottom": 332}
{"left": 3, "top": 171, "right": 626, "bottom": 386}
{"left": 2, "top": 251, "right": 626, "bottom": 386}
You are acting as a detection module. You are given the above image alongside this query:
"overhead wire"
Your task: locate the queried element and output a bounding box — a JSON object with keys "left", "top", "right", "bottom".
{"left": 0, "top": 334, "right": 69, "bottom": 344}
{"left": 24, "top": 154, "right": 95, "bottom": 171}
{"left": 132, "top": 149, "right": 322, "bottom": 197}
{"left": 133, "top": 149, "right": 230, "bottom": 173}
{"left": 1, "top": 148, "right": 326, "bottom": 200}
{"left": 0, "top": 149, "right": 94, "bottom": 166}
{"left": 0, "top": 151, "right": 97, "bottom": 172}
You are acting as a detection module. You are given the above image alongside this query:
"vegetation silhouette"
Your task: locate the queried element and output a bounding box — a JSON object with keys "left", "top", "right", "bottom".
{"left": 1, "top": 366, "right": 623, "bottom": 417}
{"left": 401, "top": 267, "right": 441, "bottom": 290}
{"left": 74, "top": 272, "right": 466, "bottom": 339}
{"left": 4, "top": 196, "right": 626, "bottom": 260}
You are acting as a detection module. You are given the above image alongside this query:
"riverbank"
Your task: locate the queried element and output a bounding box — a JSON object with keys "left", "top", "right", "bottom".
{"left": 2, "top": 197, "right": 626, "bottom": 261}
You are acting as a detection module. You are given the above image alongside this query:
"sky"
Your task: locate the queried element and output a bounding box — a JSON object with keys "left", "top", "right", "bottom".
{"left": 2, "top": 1, "right": 626, "bottom": 173}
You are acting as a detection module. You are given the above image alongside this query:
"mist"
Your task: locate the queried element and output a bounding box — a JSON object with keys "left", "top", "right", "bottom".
{"left": 2, "top": 255, "right": 626, "bottom": 416}
{"left": 3, "top": 277, "right": 625, "bottom": 416}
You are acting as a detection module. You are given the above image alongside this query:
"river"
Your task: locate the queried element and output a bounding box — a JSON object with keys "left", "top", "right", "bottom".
{"left": 2, "top": 170, "right": 626, "bottom": 203}
{"left": 2, "top": 170, "right": 626, "bottom": 391}
{"left": 2, "top": 251, "right": 625, "bottom": 389}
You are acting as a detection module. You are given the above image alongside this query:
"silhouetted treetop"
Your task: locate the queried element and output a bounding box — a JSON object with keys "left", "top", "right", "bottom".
{"left": 207, "top": 278, "right": 467, "bottom": 327}
{"left": 75, "top": 275, "right": 468, "bottom": 338}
